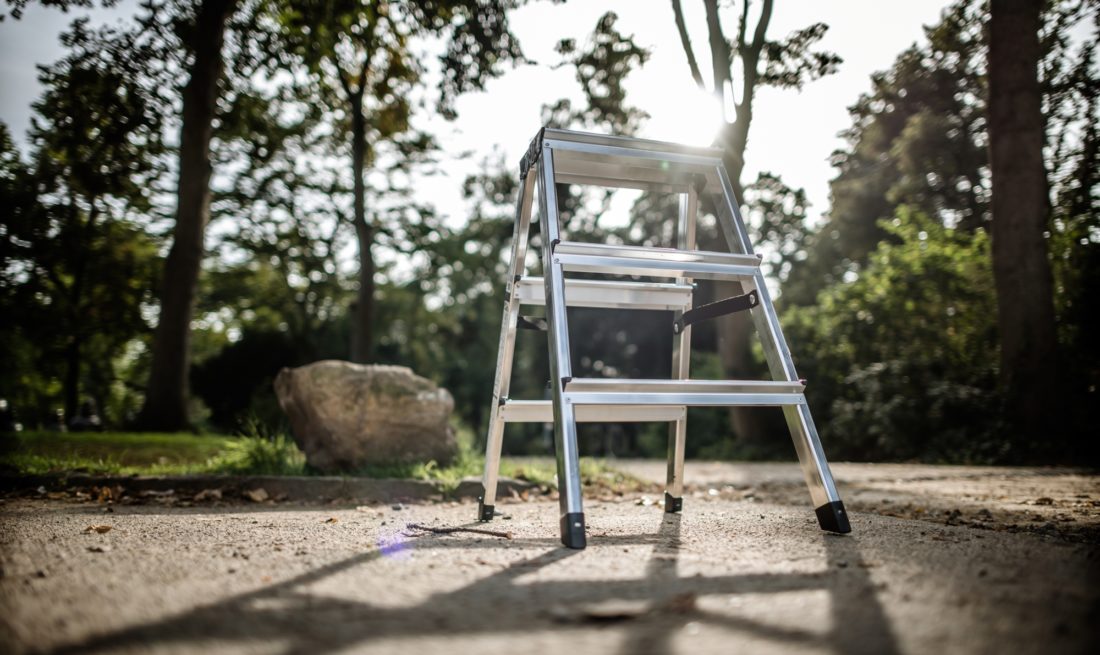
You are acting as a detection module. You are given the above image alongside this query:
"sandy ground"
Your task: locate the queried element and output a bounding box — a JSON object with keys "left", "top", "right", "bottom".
{"left": 1, "top": 463, "right": 1098, "bottom": 655}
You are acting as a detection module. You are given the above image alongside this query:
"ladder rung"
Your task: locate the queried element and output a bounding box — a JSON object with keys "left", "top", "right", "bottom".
{"left": 552, "top": 241, "right": 761, "bottom": 280}
{"left": 562, "top": 378, "right": 806, "bottom": 407}
{"left": 515, "top": 277, "right": 692, "bottom": 311}
{"left": 499, "top": 400, "right": 685, "bottom": 423}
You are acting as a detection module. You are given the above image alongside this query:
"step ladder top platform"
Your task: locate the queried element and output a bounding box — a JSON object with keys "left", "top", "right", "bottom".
{"left": 539, "top": 127, "right": 725, "bottom": 159}
{"left": 528, "top": 128, "right": 729, "bottom": 193}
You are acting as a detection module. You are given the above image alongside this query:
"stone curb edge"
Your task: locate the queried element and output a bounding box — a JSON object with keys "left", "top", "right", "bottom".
{"left": 0, "top": 473, "right": 537, "bottom": 504}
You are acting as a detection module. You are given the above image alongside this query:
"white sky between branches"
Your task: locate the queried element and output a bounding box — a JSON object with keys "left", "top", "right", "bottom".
{"left": 1, "top": 0, "right": 951, "bottom": 232}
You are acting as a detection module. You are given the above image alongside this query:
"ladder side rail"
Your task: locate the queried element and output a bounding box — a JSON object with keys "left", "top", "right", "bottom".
{"left": 712, "top": 165, "right": 848, "bottom": 529}
{"left": 710, "top": 165, "right": 798, "bottom": 381}
{"left": 478, "top": 171, "right": 537, "bottom": 521}
{"left": 666, "top": 185, "right": 698, "bottom": 510}
{"left": 537, "top": 144, "right": 587, "bottom": 549}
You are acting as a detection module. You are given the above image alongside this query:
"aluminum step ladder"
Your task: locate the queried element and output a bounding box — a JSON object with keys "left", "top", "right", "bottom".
{"left": 478, "top": 127, "right": 851, "bottom": 549}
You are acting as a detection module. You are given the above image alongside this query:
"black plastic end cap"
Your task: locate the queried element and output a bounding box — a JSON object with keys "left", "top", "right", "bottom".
{"left": 815, "top": 500, "right": 851, "bottom": 533}
{"left": 477, "top": 497, "right": 495, "bottom": 522}
{"left": 664, "top": 492, "right": 683, "bottom": 513}
{"left": 560, "top": 512, "right": 586, "bottom": 549}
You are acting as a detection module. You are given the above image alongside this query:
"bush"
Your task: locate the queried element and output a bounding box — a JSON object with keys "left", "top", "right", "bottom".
{"left": 784, "top": 208, "right": 1007, "bottom": 462}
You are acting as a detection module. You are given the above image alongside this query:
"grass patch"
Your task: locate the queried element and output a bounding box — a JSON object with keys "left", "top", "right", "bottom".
{"left": 0, "top": 428, "right": 652, "bottom": 494}
{"left": 0, "top": 431, "right": 237, "bottom": 475}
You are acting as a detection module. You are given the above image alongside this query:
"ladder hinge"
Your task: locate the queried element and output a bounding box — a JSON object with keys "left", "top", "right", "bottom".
{"left": 517, "top": 315, "right": 548, "bottom": 332}
{"left": 519, "top": 127, "right": 547, "bottom": 179}
{"left": 692, "top": 173, "right": 707, "bottom": 194}
{"left": 561, "top": 376, "right": 572, "bottom": 390}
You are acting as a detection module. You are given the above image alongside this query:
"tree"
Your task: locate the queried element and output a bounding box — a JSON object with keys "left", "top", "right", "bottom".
{"left": 670, "top": 0, "right": 841, "bottom": 444}
{"left": 137, "top": 0, "right": 241, "bottom": 431}
{"left": 276, "top": 0, "right": 528, "bottom": 364}
{"left": 0, "top": 21, "right": 165, "bottom": 426}
{"left": 785, "top": 1, "right": 989, "bottom": 308}
{"left": 781, "top": 0, "right": 1098, "bottom": 461}
{"left": 987, "top": 0, "right": 1060, "bottom": 441}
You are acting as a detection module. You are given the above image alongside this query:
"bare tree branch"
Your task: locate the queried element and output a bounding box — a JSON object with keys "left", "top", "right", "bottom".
{"left": 752, "top": 0, "right": 773, "bottom": 50}
{"left": 703, "top": 0, "right": 731, "bottom": 109}
{"left": 671, "top": 0, "right": 704, "bottom": 88}
{"left": 737, "top": 0, "right": 772, "bottom": 115}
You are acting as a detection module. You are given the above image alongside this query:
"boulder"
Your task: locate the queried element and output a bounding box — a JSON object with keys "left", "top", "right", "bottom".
{"left": 274, "top": 361, "right": 456, "bottom": 472}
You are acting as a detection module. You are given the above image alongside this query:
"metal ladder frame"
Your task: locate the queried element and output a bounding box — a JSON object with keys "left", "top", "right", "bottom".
{"left": 478, "top": 128, "right": 850, "bottom": 549}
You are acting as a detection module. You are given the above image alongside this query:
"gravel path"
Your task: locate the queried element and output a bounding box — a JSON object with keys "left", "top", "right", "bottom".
{"left": 2, "top": 464, "right": 1098, "bottom": 655}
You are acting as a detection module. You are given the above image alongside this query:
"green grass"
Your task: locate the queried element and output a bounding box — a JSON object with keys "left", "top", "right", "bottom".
{"left": 0, "top": 431, "right": 238, "bottom": 475}
{"left": 0, "top": 428, "right": 648, "bottom": 493}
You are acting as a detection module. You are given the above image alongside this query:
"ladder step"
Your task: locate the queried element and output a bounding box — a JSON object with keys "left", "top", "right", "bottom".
{"left": 499, "top": 400, "right": 685, "bottom": 423}
{"left": 552, "top": 241, "right": 761, "bottom": 280}
{"left": 562, "top": 378, "right": 806, "bottom": 407}
{"left": 515, "top": 277, "right": 693, "bottom": 311}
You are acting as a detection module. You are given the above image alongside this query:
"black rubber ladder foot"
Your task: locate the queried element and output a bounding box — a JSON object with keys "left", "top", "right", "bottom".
{"left": 663, "top": 492, "right": 683, "bottom": 513}
{"left": 560, "top": 512, "right": 586, "bottom": 549}
{"left": 815, "top": 500, "right": 852, "bottom": 533}
{"left": 477, "top": 496, "right": 495, "bottom": 522}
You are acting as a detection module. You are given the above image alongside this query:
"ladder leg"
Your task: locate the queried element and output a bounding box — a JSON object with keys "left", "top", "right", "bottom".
{"left": 478, "top": 299, "right": 517, "bottom": 521}
{"left": 537, "top": 145, "right": 586, "bottom": 549}
{"left": 710, "top": 165, "right": 851, "bottom": 534}
{"left": 479, "top": 173, "right": 537, "bottom": 522}
{"left": 782, "top": 403, "right": 851, "bottom": 533}
{"left": 666, "top": 187, "right": 698, "bottom": 513}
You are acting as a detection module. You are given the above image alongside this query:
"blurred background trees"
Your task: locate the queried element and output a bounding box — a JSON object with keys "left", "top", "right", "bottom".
{"left": 1, "top": 0, "right": 1096, "bottom": 464}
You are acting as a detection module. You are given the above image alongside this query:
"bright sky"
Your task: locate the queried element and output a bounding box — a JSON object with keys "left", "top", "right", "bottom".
{"left": 0, "top": 0, "right": 951, "bottom": 226}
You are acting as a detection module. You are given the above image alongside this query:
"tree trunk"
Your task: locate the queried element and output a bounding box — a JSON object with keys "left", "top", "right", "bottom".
{"left": 711, "top": 78, "right": 768, "bottom": 446}
{"left": 988, "top": 0, "right": 1061, "bottom": 445}
{"left": 349, "top": 91, "right": 375, "bottom": 363}
{"left": 137, "top": 0, "right": 237, "bottom": 431}
{"left": 63, "top": 336, "right": 81, "bottom": 425}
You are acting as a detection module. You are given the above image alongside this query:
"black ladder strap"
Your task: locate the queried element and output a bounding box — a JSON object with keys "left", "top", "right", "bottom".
{"left": 517, "top": 315, "right": 548, "bottom": 331}
{"left": 673, "top": 290, "right": 759, "bottom": 334}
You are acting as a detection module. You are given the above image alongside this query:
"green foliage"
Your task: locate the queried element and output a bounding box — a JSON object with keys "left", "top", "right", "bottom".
{"left": 779, "top": 0, "right": 1098, "bottom": 462}
{"left": 549, "top": 11, "right": 651, "bottom": 135}
{"left": 789, "top": 0, "right": 989, "bottom": 307}
{"left": 784, "top": 209, "right": 1005, "bottom": 462}
{"left": 0, "top": 19, "right": 168, "bottom": 428}
{"left": 206, "top": 434, "right": 308, "bottom": 476}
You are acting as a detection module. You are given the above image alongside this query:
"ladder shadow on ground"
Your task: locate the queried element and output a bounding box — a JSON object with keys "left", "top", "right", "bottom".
{"left": 618, "top": 514, "right": 898, "bottom": 655}
{"left": 52, "top": 515, "right": 898, "bottom": 655}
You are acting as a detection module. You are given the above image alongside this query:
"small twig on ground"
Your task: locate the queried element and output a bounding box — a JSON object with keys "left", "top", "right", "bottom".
{"left": 404, "top": 522, "right": 513, "bottom": 540}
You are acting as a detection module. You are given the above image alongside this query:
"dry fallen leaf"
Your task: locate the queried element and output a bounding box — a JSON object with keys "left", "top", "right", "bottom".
{"left": 139, "top": 489, "right": 175, "bottom": 498}
{"left": 84, "top": 525, "right": 112, "bottom": 534}
{"left": 244, "top": 488, "right": 269, "bottom": 503}
{"left": 194, "top": 489, "right": 222, "bottom": 502}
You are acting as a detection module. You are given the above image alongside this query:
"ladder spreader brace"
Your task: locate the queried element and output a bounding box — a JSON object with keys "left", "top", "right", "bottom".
{"left": 478, "top": 127, "right": 851, "bottom": 549}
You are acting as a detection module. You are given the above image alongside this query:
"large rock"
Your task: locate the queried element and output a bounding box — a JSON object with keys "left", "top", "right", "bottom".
{"left": 274, "top": 361, "right": 456, "bottom": 472}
